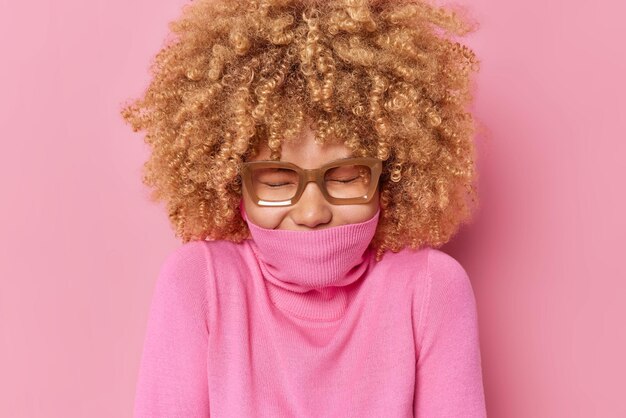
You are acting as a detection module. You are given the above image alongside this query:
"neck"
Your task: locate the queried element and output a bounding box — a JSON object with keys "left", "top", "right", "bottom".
{"left": 243, "top": 208, "right": 380, "bottom": 320}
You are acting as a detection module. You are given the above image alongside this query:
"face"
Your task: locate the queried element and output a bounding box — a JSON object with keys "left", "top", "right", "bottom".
{"left": 241, "top": 125, "right": 380, "bottom": 231}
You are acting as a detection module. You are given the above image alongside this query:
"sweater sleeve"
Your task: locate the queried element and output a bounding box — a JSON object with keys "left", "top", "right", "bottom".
{"left": 133, "top": 241, "right": 210, "bottom": 418}
{"left": 413, "top": 249, "right": 487, "bottom": 417}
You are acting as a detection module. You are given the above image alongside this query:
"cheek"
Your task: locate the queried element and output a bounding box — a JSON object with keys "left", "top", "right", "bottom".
{"left": 336, "top": 192, "right": 380, "bottom": 223}
{"left": 242, "top": 196, "right": 288, "bottom": 229}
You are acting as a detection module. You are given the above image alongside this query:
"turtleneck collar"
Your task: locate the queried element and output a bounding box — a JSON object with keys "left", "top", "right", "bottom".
{"left": 241, "top": 204, "right": 380, "bottom": 321}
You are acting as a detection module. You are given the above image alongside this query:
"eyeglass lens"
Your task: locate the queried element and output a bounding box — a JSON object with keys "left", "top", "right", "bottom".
{"left": 249, "top": 164, "right": 372, "bottom": 203}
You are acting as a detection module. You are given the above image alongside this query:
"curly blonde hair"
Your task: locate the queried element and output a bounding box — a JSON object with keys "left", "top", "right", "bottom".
{"left": 120, "top": 0, "right": 480, "bottom": 261}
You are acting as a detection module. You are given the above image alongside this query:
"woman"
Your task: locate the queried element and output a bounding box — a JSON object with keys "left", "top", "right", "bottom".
{"left": 121, "top": 0, "right": 486, "bottom": 416}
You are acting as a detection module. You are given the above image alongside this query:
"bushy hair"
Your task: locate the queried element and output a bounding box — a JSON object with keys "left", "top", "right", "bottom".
{"left": 120, "top": 0, "right": 480, "bottom": 261}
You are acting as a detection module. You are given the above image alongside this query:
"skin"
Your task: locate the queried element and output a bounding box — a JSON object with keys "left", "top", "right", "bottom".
{"left": 241, "top": 125, "right": 381, "bottom": 231}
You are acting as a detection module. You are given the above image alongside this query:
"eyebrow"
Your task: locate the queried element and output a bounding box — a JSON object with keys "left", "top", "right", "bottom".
{"left": 253, "top": 156, "right": 356, "bottom": 167}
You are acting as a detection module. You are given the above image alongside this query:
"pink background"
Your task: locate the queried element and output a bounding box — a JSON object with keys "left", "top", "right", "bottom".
{"left": 1, "top": 0, "right": 624, "bottom": 416}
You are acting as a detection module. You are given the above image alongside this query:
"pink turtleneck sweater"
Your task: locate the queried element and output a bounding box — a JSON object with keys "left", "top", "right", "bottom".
{"left": 132, "top": 209, "right": 487, "bottom": 417}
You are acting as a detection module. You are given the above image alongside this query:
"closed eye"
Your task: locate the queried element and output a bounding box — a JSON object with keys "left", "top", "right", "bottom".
{"left": 262, "top": 182, "right": 296, "bottom": 187}
{"left": 328, "top": 176, "right": 359, "bottom": 183}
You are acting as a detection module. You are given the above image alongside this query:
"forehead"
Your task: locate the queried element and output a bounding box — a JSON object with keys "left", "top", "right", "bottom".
{"left": 251, "top": 127, "right": 353, "bottom": 169}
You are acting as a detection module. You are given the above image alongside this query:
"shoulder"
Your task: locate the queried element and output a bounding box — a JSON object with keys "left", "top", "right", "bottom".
{"left": 156, "top": 239, "right": 243, "bottom": 288}
{"left": 374, "top": 246, "right": 430, "bottom": 274}
{"left": 146, "top": 241, "right": 216, "bottom": 336}
{"left": 161, "top": 240, "right": 209, "bottom": 268}
{"left": 368, "top": 246, "right": 431, "bottom": 299}
{"left": 375, "top": 247, "right": 477, "bottom": 331}
{"left": 374, "top": 246, "right": 471, "bottom": 287}
{"left": 161, "top": 239, "right": 245, "bottom": 271}
{"left": 157, "top": 239, "right": 252, "bottom": 293}
{"left": 427, "top": 248, "right": 469, "bottom": 285}
{"left": 153, "top": 241, "right": 211, "bottom": 299}
{"left": 416, "top": 248, "right": 478, "bottom": 343}
{"left": 424, "top": 248, "right": 475, "bottom": 305}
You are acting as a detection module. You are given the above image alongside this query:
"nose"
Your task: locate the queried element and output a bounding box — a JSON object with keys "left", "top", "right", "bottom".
{"left": 290, "top": 181, "right": 332, "bottom": 229}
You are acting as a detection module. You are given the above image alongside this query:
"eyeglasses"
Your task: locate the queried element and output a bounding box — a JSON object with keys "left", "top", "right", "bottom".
{"left": 240, "top": 157, "right": 383, "bottom": 207}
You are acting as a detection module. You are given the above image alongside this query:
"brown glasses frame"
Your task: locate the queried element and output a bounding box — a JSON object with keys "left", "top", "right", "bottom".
{"left": 240, "top": 157, "right": 383, "bottom": 207}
